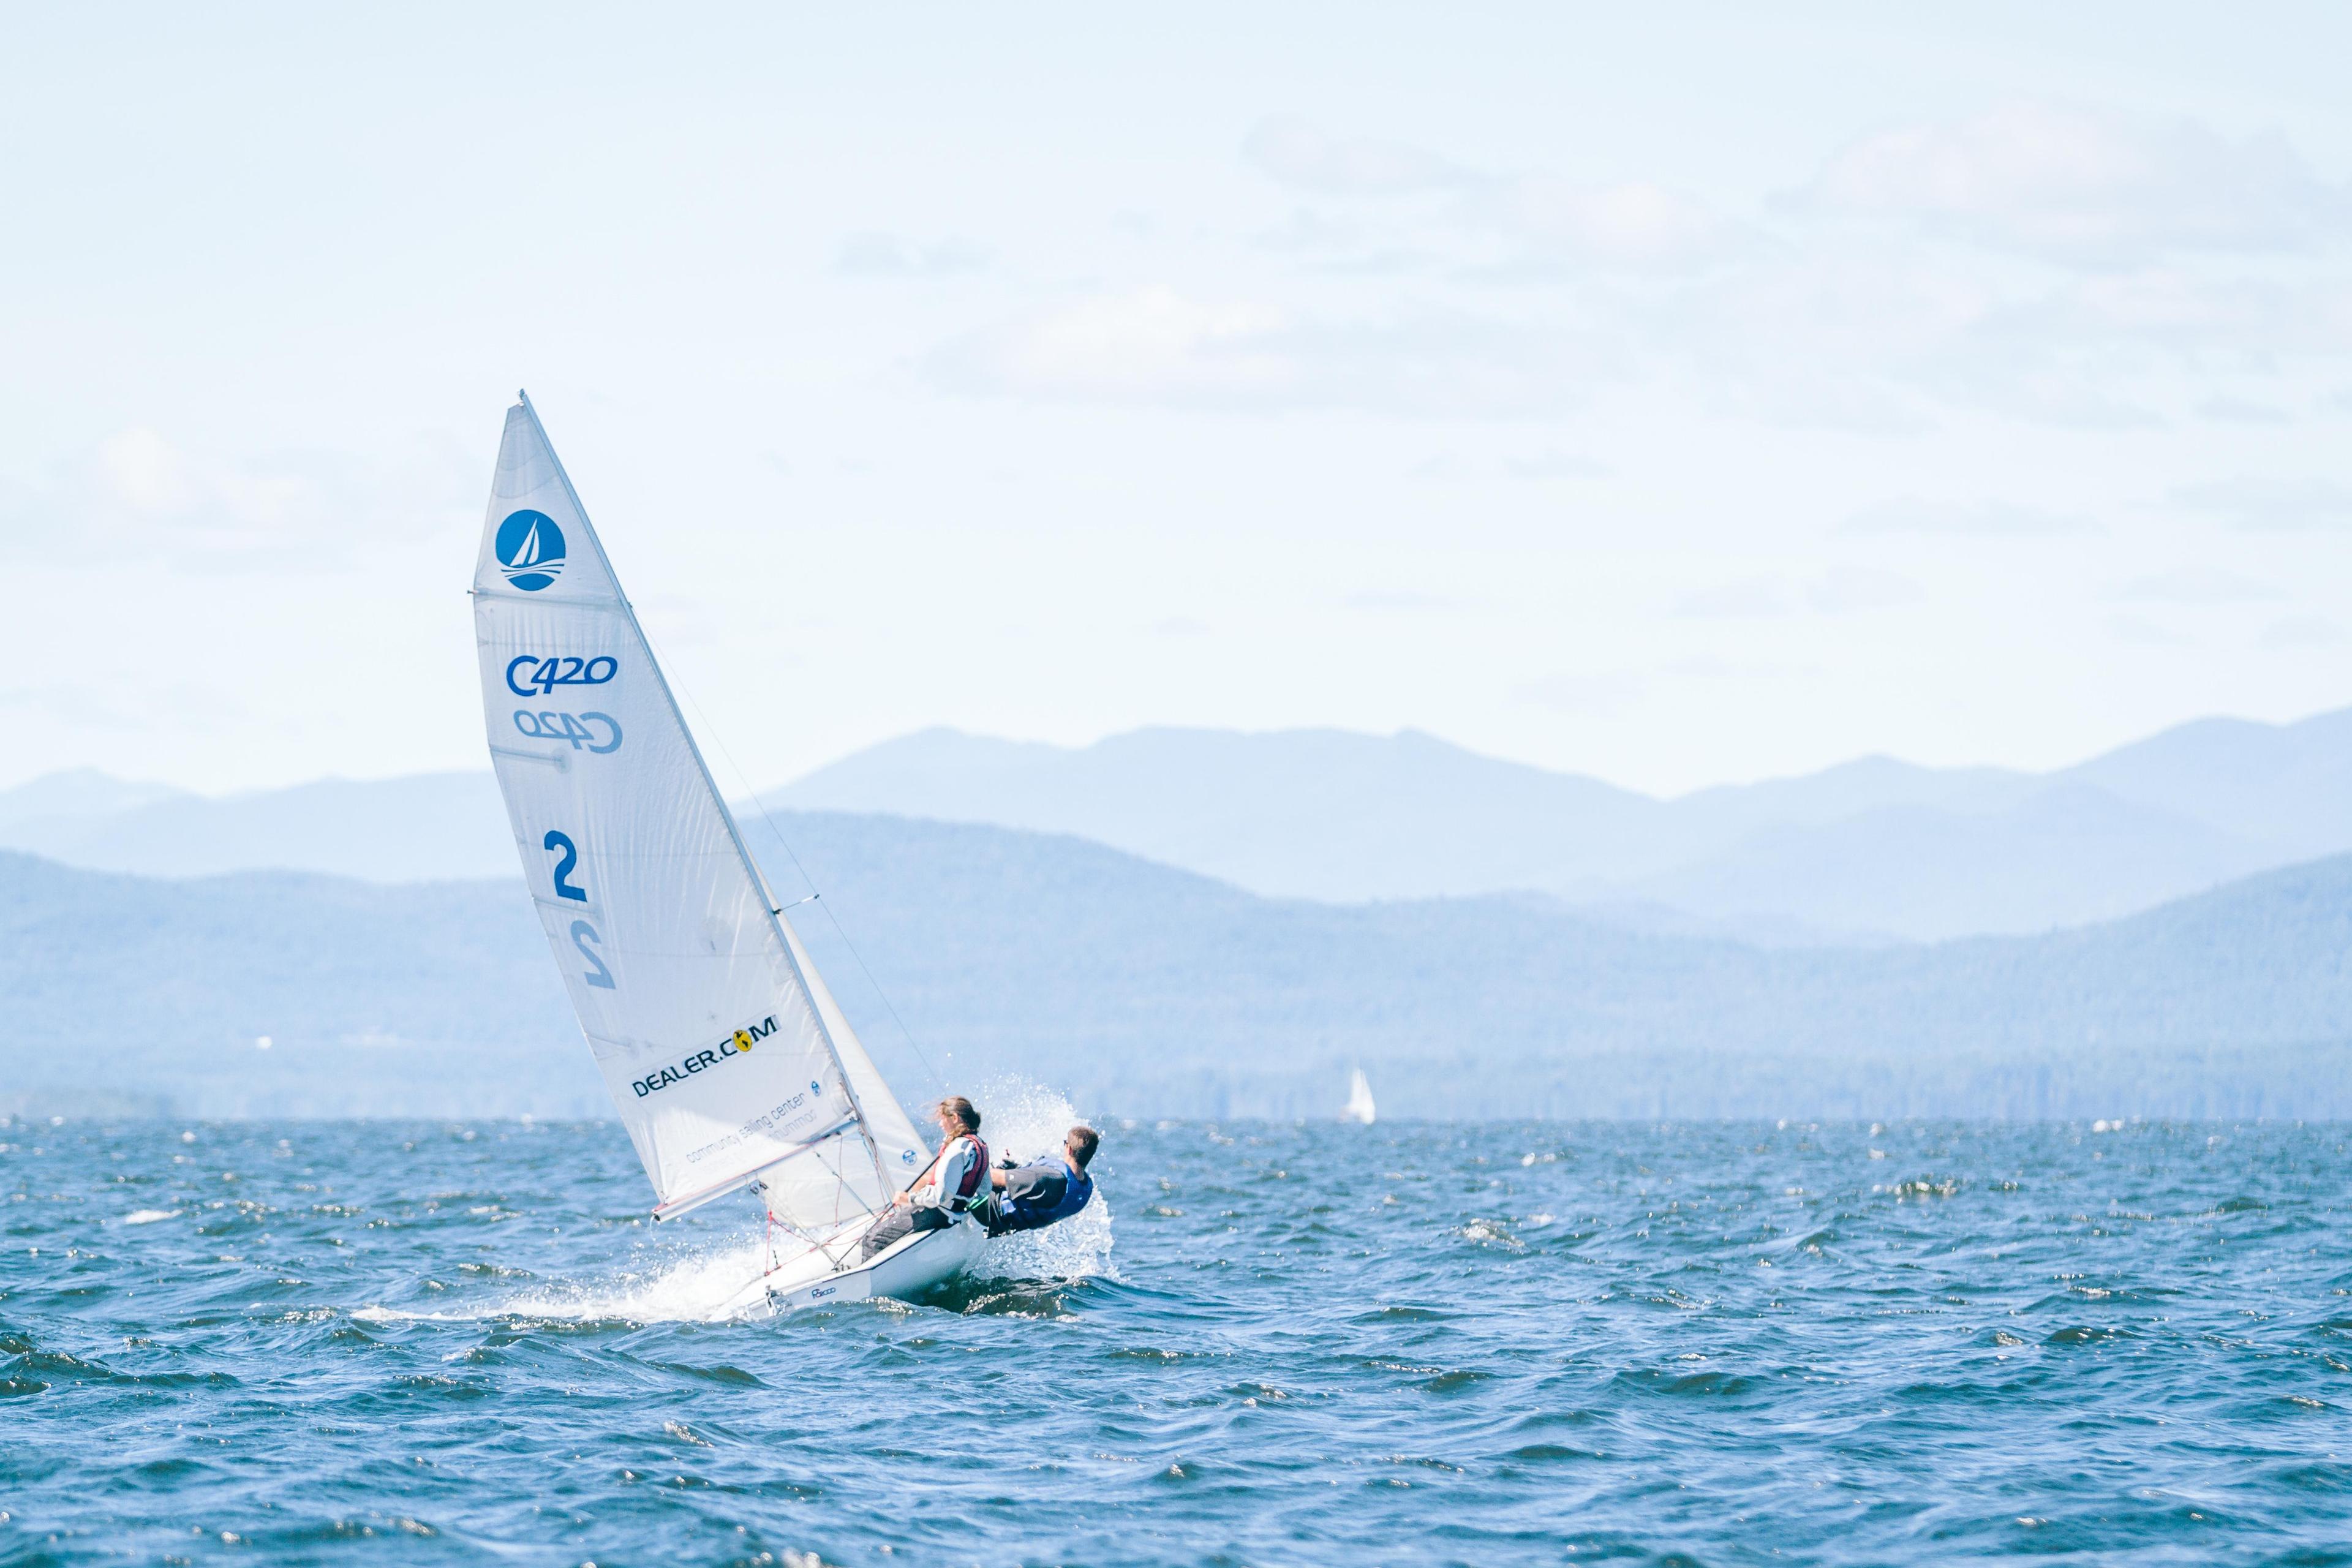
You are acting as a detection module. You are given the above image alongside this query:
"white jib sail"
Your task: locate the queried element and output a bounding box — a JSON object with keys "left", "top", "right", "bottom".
{"left": 1344, "top": 1068, "right": 1377, "bottom": 1125}
{"left": 471, "top": 392, "right": 921, "bottom": 1227}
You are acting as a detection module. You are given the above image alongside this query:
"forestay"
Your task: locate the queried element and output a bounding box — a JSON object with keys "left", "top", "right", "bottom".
{"left": 470, "top": 393, "right": 922, "bottom": 1226}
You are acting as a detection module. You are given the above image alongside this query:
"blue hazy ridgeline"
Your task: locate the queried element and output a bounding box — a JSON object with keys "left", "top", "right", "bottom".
{"left": 7, "top": 808, "right": 2352, "bottom": 1120}
{"left": 11, "top": 706, "right": 2352, "bottom": 941}
{"left": 734, "top": 813, "right": 2352, "bottom": 1120}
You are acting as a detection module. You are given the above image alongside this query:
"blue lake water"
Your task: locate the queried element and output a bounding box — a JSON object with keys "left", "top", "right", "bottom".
{"left": 3, "top": 1111, "right": 2348, "bottom": 1566}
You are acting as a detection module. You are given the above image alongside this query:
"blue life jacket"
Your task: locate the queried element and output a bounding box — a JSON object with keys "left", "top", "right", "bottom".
{"left": 995, "top": 1158, "right": 1093, "bottom": 1234}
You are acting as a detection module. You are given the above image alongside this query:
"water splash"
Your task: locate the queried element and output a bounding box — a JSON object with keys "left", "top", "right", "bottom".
{"left": 970, "top": 1076, "right": 1118, "bottom": 1286}
{"left": 489, "top": 1238, "right": 776, "bottom": 1323}
{"left": 358, "top": 1238, "right": 775, "bottom": 1325}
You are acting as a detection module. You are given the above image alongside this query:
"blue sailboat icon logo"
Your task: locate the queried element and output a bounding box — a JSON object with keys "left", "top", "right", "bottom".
{"left": 495, "top": 509, "right": 567, "bottom": 592}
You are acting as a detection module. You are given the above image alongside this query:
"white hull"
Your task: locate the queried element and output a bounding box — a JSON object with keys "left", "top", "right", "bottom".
{"left": 719, "top": 1213, "right": 988, "bottom": 1319}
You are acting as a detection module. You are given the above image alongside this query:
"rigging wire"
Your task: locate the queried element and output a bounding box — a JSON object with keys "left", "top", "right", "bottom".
{"left": 635, "top": 617, "right": 950, "bottom": 1101}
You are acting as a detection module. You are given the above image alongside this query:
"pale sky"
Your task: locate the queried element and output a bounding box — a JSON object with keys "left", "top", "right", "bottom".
{"left": 4, "top": 4, "right": 2350, "bottom": 797}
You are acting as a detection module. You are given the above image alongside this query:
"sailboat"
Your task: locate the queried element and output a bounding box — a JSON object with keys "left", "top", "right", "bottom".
{"left": 470, "top": 391, "right": 983, "bottom": 1316}
{"left": 1343, "top": 1067, "right": 1377, "bottom": 1126}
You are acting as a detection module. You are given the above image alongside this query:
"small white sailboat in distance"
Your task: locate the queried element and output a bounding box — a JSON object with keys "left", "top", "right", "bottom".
{"left": 1343, "top": 1067, "right": 1378, "bottom": 1126}
{"left": 469, "top": 392, "right": 979, "bottom": 1316}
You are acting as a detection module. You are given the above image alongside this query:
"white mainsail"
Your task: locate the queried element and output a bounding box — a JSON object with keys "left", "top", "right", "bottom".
{"left": 1343, "top": 1068, "right": 1377, "bottom": 1125}
{"left": 471, "top": 393, "right": 923, "bottom": 1227}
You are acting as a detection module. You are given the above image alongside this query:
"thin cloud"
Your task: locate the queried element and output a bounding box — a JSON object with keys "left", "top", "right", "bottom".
{"left": 1673, "top": 578, "right": 1792, "bottom": 619}
{"left": 1506, "top": 451, "right": 1611, "bottom": 480}
{"left": 0, "top": 428, "right": 470, "bottom": 573}
{"left": 0, "top": 678, "right": 248, "bottom": 733}
{"left": 1675, "top": 569, "right": 1924, "bottom": 619}
{"left": 2171, "top": 477, "right": 2352, "bottom": 531}
{"left": 2194, "top": 396, "right": 2291, "bottom": 426}
{"left": 928, "top": 286, "right": 1622, "bottom": 417}
{"left": 1808, "top": 566, "right": 1926, "bottom": 614}
{"left": 834, "top": 232, "right": 990, "bottom": 278}
{"left": 1243, "top": 116, "right": 1470, "bottom": 196}
{"left": 2116, "top": 567, "right": 2282, "bottom": 605}
{"left": 1461, "top": 175, "right": 1733, "bottom": 272}
{"left": 1841, "top": 498, "right": 2101, "bottom": 538}
{"left": 1662, "top": 222, "right": 2350, "bottom": 431}
{"left": 1515, "top": 671, "right": 1642, "bottom": 713}
{"left": 1343, "top": 589, "right": 1455, "bottom": 612}
{"left": 1406, "top": 455, "right": 1476, "bottom": 483}
{"left": 2106, "top": 612, "right": 2197, "bottom": 646}
{"left": 1247, "top": 116, "right": 1732, "bottom": 273}
{"left": 1235, "top": 104, "right": 2351, "bottom": 435}
{"left": 2259, "top": 614, "right": 2342, "bottom": 649}
{"left": 1793, "top": 100, "right": 2351, "bottom": 266}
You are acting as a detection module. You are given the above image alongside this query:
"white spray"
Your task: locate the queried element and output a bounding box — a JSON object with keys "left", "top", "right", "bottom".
{"left": 357, "top": 1237, "right": 776, "bottom": 1326}
{"left": 967, "top": 1076, "right": 1118, "bottom": 1287}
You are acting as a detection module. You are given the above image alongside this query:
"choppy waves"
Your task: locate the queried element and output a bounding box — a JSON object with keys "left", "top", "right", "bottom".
{"left": 4, "top": 1115, "right": 2348, "bottom": 1565}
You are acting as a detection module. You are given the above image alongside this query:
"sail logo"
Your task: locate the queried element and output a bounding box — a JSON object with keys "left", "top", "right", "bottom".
{"left": 506, "top": 655, "right": 616, "bottom": 697}
{"left": 495, "top": 509, "right": 567, "bottom": 591}
{"left": 631, "top": 1015, "right": 778, "bottom": 1098}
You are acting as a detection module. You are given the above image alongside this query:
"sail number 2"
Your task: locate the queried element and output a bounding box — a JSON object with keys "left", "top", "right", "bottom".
{"left": 543, "top": 830, "right": 589, "bottom": 900}
{"left": 542, "top": 830, "right": 616, "bottom": 990}
{"left": 570, "top": 921, "right": 617, "bottom": 989}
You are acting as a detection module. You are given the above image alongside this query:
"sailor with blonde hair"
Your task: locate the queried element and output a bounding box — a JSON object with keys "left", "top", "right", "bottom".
{"left": 859, "top": 1096, "right": 990, "bottom": 1259}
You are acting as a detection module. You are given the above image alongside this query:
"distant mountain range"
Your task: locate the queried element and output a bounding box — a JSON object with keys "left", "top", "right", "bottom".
{"left": 6, "top": 810, "right": 2350, "bottom": 1123}
{"left": 0, "top": 770, "right": 514, "bottom": 884}
{"left": 8, "top": 705, "right": 2352, "bottom": 941}
{"left": 772, "top": 715, "right": 2352, "bottom": 940}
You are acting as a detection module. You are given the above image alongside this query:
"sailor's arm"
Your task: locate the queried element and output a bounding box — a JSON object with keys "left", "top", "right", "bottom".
{"left": 910, "top": 1137, "right": 969, "bottom": 1212}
